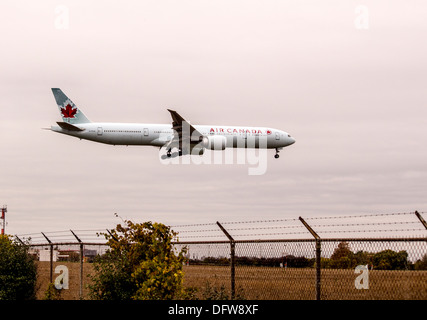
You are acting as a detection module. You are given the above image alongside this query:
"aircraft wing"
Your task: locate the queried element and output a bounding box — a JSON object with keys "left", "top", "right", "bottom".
{"left": 165, "top": 109, "right": 204, "bottom": 154}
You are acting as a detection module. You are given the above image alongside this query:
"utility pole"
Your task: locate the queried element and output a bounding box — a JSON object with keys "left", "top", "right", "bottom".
{"left": 1, "top": 206, "right": 7, "bottom": 235}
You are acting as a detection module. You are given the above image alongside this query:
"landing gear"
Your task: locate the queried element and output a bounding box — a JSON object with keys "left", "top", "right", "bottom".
{"left": 274, "top": 154, "right": 280, "bottom": 159}
{"left": 274, "top": 148, "right": 280, "bottom": 159}
{"left": 165, "top": 148, "right": 183, "bottom": 158}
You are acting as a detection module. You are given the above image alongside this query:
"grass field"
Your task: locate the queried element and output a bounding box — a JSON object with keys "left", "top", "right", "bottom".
{"left": 182, "top": 265, "right": 427, "bottom": 300}
{"left": 35, "top": 262, "right": 427, "bottom": 300}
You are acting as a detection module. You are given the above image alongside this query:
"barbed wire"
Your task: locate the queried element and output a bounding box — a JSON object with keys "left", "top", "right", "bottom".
{"left": 176, "top": 221, "right": 422, "bottom": 234}
{"left": 177, "top": 225, "right": 306, "bottom": 233}
{"left": 171, "top": 212, "right": 418, "bottom": 228}
{"left": 175, "top": 229, "right": 427, "bottom": 239}
{"left": 171, "top": 218, "right": 300, "bottom": 228}
{"left": 304, "top": 212, "right": 415, "bottom": 220}
{"left": 171, "top": 222, "right": 218, "bottom": 228}
{"left": 181, "top": 231, "right": 310, "bottom": 239}
{"left": 310, "top": 221, "right": 421, "bottom": 228}
{"left": 15, "top": 211, "right": 426, "bottom": 244}
{"left": 221, "top": 218, "right": 300, "bottom": 225}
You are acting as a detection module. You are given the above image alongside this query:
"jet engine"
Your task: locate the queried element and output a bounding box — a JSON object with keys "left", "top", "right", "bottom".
{"left": 202, "top": 135, "right": 227, "bottom": 150}
{"left": 190, "top": 145, "right": 205, "bottom": 156}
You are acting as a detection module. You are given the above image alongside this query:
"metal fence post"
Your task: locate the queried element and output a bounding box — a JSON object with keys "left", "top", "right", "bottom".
{"left": 41, "top": 232, "right": 53, "bottom": 283}
{"left": 415, "top": 211, "right": 427, "bottom": 230}
{"left": 71, "top": 230, "right": 84, "bottom": 299}
{"left": 216, "top": 221, "right": 235, "bottom": 299}
{"left": 315, "top": 239, "right": 321, "bottom": 301}
{"left": 299, "top": 217, "right": 321, "bottom": 300}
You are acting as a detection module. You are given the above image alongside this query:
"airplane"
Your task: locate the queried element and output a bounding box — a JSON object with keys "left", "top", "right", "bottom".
{"left": 49, "top": 88, "right": 295, "bottom": 159}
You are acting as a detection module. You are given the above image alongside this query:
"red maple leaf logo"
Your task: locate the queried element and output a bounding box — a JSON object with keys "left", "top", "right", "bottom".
{"left": 61, "top": 104, "right": 77, "bottom": 118}
{"left": 267, "top": 130, "right": 272, "bottom": 135}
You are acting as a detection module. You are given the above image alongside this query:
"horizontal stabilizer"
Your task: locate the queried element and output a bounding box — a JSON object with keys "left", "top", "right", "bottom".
{"left": 56, "top": 121, "right": 85, "bottom": 131}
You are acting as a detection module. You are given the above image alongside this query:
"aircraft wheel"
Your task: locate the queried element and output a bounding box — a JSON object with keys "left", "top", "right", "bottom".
{"left": 274, "top": 154, "right": 280, "bottom": 159}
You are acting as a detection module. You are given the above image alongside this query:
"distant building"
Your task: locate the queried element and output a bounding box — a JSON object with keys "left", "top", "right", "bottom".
{"left": 33, "top": 247, "right": 98, "bottom": 262}
{"left": 39, "top": 248, "right": 59, "bottom": 262}
{"left": 84, "top": 249, "right": 97, "bottom": 262}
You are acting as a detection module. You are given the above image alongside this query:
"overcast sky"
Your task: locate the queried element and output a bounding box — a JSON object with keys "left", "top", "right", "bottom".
{"left": 1, "top": 0, "right": 426, "bottom": 238}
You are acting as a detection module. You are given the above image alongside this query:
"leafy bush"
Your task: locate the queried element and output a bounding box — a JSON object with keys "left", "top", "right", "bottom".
{"left": 88, "top": 219, "right": 187, "bottom": 300}
{"left": 201, "top": 281, "right": 229, "bottom": 300}
{"left": 44, "top": 283, "right": 63, "bottom": 300}
{"left": 0, "top": 235, "right": 37, "bottom": 300}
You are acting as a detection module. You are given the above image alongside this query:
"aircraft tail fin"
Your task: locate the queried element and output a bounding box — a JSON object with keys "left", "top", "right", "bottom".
{"left": 51, "top": 88, "right": 91, "bottom": 124}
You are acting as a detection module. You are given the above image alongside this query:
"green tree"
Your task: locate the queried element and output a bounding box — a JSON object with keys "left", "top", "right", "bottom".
{"left": 88, "top": 219, "right": 187, "bottom": 300}
{"left": 354, "top": 250, "right": 373, "bottom": 266}
{"left": 372, "top": 250, "right": 408, "bottom": 270}
{"left": 329, "top": 242, "right": 356, "bottom": 269}
{"left": 414, "top": 254, "right": 427, "bottom": 270}
{"left": 0, "top": 235, "right": 37, "bottom": 300}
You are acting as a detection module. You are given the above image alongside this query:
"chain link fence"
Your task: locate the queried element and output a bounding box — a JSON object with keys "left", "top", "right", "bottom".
{"left": 175, "top": 237, "right": 427, "bottom": 300}
{"left": 16, "top": 211, "right": 427, "bottom": 300}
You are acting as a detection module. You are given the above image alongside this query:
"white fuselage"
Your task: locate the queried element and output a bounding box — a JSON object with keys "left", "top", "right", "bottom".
{"left": 51, "top": 123, "right": 295, "bottom": 149}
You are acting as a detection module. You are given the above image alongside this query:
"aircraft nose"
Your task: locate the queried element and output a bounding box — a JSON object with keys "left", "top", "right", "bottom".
{"left": 288, "top": 135, "right": 295, "bottom": 146}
